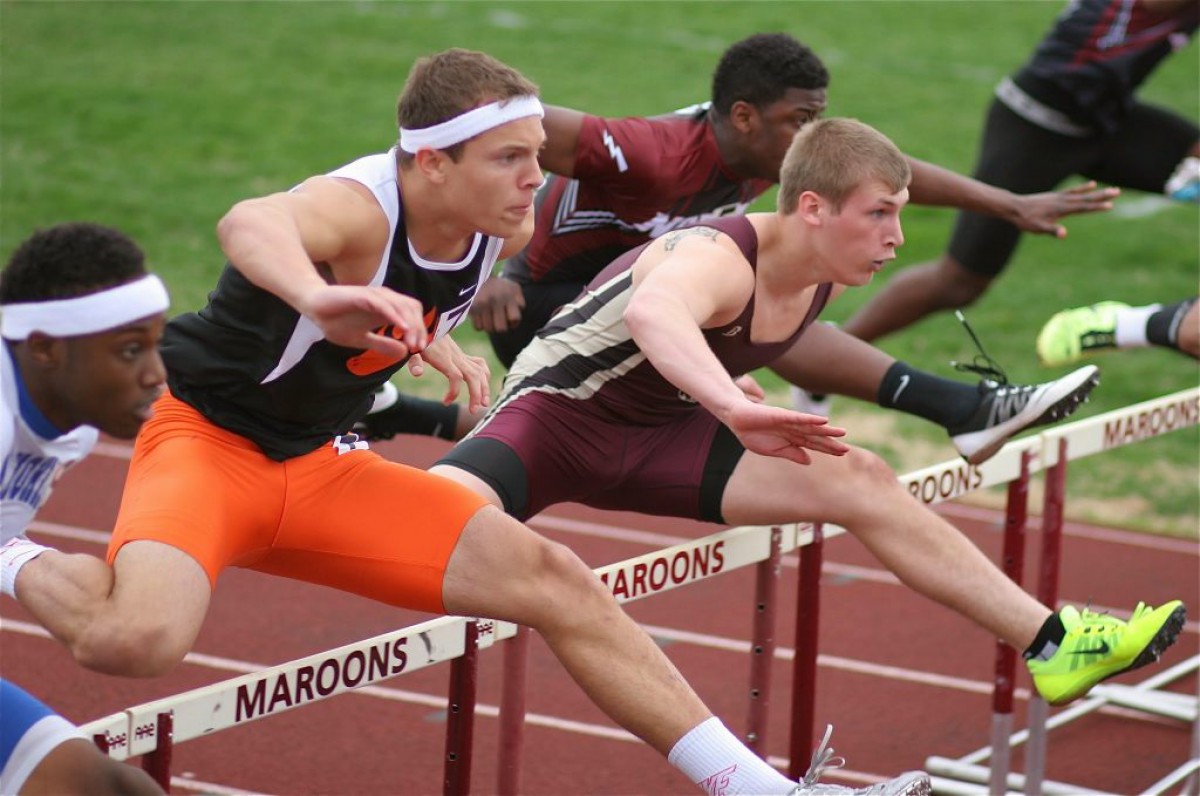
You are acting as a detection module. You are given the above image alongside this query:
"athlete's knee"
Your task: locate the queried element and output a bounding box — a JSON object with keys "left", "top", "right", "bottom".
{"left": 842, "top": 446, "right": 901, "bottom": 489}
{"left": 537, "top": 536, "right": 601, "bottom": 592}
{"left": 524, "top": 537, "right": 614, "bottom": 629}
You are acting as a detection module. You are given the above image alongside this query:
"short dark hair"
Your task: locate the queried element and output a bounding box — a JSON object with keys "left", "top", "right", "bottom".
{"left": 0, "top": 222, "right": 147, "bottom": 304}
{"left": 711, "top": 33, "right": 830, "bottom": 116}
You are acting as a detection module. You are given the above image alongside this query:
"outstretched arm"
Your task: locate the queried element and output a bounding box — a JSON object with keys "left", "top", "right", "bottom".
{"left": 538, "top": 105, "right": 587, "bottom": 177}
{"left": 623, "top": 231, "right": 848, "bottom": 465}
{"left": 906, "top": 156, "right": 1118, "bottom": 236}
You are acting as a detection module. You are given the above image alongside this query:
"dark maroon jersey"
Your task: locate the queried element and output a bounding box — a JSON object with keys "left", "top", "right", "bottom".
{"left": 493, "top": 216, "right": 831, "bottom": 427}
{"left": 501, "top": 104, "right": 773, "bottom": 286}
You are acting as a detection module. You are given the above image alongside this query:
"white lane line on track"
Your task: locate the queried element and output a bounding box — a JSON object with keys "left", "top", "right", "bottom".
{"left": 24, "top": 519, "right": 1200, "bottom": 636}
{"left": 529, "top": 508, "right": 1199, "bottom": 557}
{"left": 1, "top": 614, "right": 1001, "bottom": 702}
{"left": 169, "top": 775, "right": 266, "bottom": 795}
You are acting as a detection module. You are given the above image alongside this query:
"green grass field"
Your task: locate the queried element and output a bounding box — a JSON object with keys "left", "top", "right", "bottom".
{"left": 2, "top": 1, "right": 1197, "bottom": 535}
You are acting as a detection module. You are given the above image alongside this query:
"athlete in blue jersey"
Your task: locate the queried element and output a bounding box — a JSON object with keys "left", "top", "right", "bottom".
{"left": 842, "top": 0, "right": 1200, "bottom": 344}
{"left": 0, "top": 223, "right": 165, "bottom": 794}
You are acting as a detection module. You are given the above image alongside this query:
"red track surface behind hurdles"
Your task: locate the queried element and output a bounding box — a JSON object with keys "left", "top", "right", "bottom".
{"left": 2, "top": 434, "right": 1196, "bottom": 795}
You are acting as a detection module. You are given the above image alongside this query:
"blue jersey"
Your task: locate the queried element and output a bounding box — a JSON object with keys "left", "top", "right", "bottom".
{"left": 1, "top": 346, "right": 97, "bottom": 545}
{"left": 0, "top": 679, "right": 83, "bottom": 793}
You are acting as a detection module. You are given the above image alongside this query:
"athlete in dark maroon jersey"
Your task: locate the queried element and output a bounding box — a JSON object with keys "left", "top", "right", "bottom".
{"left": 433, "top": 120, "right": 1185, "bottom": 713}
{"left": 367, "top": 33, "right": 1110, "bottom": 465}
{"left": 483, "top": 103, "right": 777, "bottom": 367}
{"left": 841, "top": 0, "right": 1200, "bottom": 344}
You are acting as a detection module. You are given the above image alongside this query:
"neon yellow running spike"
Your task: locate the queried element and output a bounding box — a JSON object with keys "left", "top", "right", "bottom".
{"left": 1028, "top": 601, "right": 1186, "bottom": 706}
{"left": 1036, "top": 301, "right": 1129, "bottom": 366}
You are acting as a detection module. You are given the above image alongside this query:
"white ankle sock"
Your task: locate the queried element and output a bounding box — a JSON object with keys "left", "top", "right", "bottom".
{"left": 1, "top": 537, "right": 52, "bottom": 598}
{"left": 1114, "top": 304, "right": 1161, "bottom": 348}
{"left": 668, "top": 716, "right": 795, "bottom": 795}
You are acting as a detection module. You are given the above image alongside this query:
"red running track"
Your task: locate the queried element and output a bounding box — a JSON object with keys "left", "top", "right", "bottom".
{"left": 1, "top": 434, "right": 1196, "bottom": 795}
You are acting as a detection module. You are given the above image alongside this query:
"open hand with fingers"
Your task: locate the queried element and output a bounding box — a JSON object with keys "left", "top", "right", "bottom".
{"left": 406, "top": 336, "right": 492, "bottom": 413}
{"left": 1009, "top": 180, "right": 1119, "bottom": 237}
{"left": 725, "top": 400, "right": 849, "bottom": 465}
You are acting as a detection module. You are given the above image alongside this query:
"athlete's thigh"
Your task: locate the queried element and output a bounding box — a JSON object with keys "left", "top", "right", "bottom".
{"left": 1087, "top": 101, "right": 1200, "bottom": 192}
{"left": 971, "top": 101, "right": 1099, "bottom": 193}
{"left": 110, "top": 394, "right": 285, "bottom": 588}
{"left": 437, "top": 391, "right": 623, "bottom": 520}
{"left": 265, "top": 446, "right": 488, "bottom": 614}
{"left": 720, "top": 444, "right": 899, "bottom": 529}
{"left": 951, "top": 102, "right": 1102, "bottom": 275}
{"left": 439, "top": 503, "right": 585, "bottom": 623}
{"left": 588, "top": 410, "right": 730, "bottom": 522}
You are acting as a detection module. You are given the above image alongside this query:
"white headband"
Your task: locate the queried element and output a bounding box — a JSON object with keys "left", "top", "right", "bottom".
{"left": 0, "top": 274, "right": 169, "bottom": 340}
{"left": 399, "top": 95, "right": 544, "bottom": 154}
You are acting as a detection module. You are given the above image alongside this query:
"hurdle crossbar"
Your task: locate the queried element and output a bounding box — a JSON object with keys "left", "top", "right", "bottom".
{"left": 79, "top": 387, "right": 1198, "bottom": 792}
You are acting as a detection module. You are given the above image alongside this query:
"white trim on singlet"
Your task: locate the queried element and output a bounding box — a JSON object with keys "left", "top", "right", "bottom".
{"left": 551, "top": 179, "right": 622, "bottom": 234}
{"left": 261, "top": 151, "right": 403, "bottom": 385}
{"left": 0, "top": 715, "right": 84, "bottom": 793}
{"left": 406, "top": 234, "right": 482, "bottom": 272}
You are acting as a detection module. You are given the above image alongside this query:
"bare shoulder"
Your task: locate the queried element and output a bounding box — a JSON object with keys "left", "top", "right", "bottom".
{"left": 297, "top": 175, "right": 383, "bottom": 214}
{"left": 282, "top": 176, "right": 390, "bottom": 276}
{"left": 638, "top": 224, "right": 754, "bottom": 306}
{"left": 296, "top": 176, "right": 388, "bottom": 236}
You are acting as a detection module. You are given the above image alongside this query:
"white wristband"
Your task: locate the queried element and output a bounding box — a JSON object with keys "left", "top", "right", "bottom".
{"left": 1, "top": 537, "right": 52, "bottom": 598}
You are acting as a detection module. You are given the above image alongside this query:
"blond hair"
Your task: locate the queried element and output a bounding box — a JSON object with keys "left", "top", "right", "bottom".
{"left": 777, "top": 118, "right": 910, "bottom": 214}
{"left": 396, "top": 48, "right": 539, "bottom": 161}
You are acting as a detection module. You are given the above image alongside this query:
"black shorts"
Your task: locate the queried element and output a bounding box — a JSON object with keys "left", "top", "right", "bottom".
{"left": 949, "top": 97, "right": 1199, "bottom": 277}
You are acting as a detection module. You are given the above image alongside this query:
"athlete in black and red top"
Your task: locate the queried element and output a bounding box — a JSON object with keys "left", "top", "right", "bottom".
{"left": 19, "top": 50, "right": 855, "bottom": 795}
{"left": 841, "top": 0, "right": 1200, "bottom": 344}
{"left": 487, "top": 103, "right": 777, "bottom": 366}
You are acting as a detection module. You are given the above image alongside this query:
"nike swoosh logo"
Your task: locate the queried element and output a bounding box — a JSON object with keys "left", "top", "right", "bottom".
{"left": 1068, "top": 641, "right": 1110, "bottom": 655}
{"left": 891, "top": 374, "right": 911, "bottom": 404}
